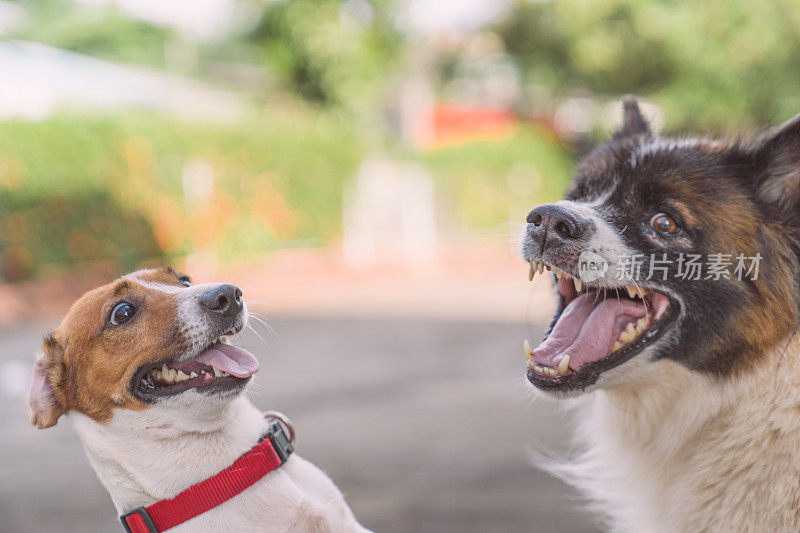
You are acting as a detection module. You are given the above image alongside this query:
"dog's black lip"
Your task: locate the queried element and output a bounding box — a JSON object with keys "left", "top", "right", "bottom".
{"left": 526, "top": 284, "right": 681, "bottom": 393}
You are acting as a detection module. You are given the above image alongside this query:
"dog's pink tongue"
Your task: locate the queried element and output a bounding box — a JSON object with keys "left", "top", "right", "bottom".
{"left": 192, "top": 344, "right": 260, "bottom": 378}
{"left": 533, "top": 293, "right": 647, "bottom": 371}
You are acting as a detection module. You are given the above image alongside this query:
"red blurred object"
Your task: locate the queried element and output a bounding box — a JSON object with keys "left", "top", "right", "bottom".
{"left": 429, "top": 105, "right": 517, "bottom": 147}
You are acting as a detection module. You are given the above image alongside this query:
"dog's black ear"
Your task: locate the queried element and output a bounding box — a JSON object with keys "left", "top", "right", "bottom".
{"left": 753, "top": 112, "right": 800, "bottom": 219}
{"left": 614, "top": 96, "right": 652, "bottom": 139}
{"left": 28, "top": 332, "right": 68, "bottom": 429}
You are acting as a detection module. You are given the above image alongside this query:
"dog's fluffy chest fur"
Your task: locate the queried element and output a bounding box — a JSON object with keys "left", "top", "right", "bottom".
{"left": 72, "top": 397, "right": 368, "bottom": 533}
{"left": 563, "top": 344, "right": 800, "bottom": 533}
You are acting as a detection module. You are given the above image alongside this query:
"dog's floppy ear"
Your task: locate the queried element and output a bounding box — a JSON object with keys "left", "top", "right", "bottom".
{"left": 614, "top": 96, "right": 652, "bottom": 139}
{"left": 753, "top": 112, "right": 800, "bottom": 219}
{"left": 29, "top": 332, "right": 68, "bottom": 429}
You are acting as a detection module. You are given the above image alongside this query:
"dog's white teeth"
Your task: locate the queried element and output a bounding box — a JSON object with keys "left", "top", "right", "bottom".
{"left": 524, "top": 339, "right": 534, "bottom": 361}
{"left": 200, "top": 369, "right": 207, "bottom": 375}
{"left": 618, "top": 323, "right": 636, "bottom": 343}
{"left": 573, "top": 278, "right": 582, "bottom": 292}
{"left": 538, "top": 261, "right": 544, "bottom": 274}
{"left": 558, "top": 354, "right": 570, "bottom": 375}
{"left": 555, "top": 268, "right": 572, "bottom": 282}
{"left": 174, "top": 370, "right": 188, "bottom": 382}
{"left": 611, "top": 315, "right": 653, "bottom": 354}
{"left": 213, "top": 367, "right": 223, "bottom": 378}
{"left": 190, "top": 372, "right": 198, "bottom": 379}
{"left": 222, "top": 371, "right": 230, "bottom": 377}
{"left": 159, "top": 364, "right": 177, "bottom": 383}
{"left": 529, "top": 261, "right": 536, "bottom": 281}
{"left": 625, "top": 286, "right": 648, "bottom": 299}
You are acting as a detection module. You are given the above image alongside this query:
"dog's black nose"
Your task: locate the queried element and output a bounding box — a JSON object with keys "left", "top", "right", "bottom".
{"left": 201, "top": 284, "right": 243, "bottom": 317}
{"left": 527, "top": 204, "right": 590, "bottom": 249}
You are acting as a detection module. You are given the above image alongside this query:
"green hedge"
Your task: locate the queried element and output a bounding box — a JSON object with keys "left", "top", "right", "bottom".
{"left": 0, "top": 112, "right": 573, "bottom": 280}
{"left": 0, "top": 110, "right": 363, "bottom": 279}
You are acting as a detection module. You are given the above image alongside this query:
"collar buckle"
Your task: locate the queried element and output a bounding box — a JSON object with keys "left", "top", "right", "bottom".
{"left": 120, "top": 507, "right": 158, "bottom": 533}
{"left": 265, "top": 418, "right": 294, "bottom": 464}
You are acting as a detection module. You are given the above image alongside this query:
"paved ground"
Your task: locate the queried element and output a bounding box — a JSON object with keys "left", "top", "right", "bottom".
{"left": 0, "top": 317, "right": 600, "bottom": 533}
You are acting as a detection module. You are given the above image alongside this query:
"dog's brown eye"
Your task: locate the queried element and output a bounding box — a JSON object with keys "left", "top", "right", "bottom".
{"left": 110, "top": 302, "right": 136, "bottom": 325}
{"left": 651, "top": 213, "right": 679, "bottom": 235}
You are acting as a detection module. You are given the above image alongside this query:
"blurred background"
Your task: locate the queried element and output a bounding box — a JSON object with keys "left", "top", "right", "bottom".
{"left": 1, "top": 0, "right": 798, "bottom": 531}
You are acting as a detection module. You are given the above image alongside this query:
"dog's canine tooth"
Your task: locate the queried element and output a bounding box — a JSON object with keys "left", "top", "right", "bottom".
{"left": 558, "top": 355, "right": 570, "bottom": 375}
{"left": 529, "top": 261, "right": 536, "bottom": 281}
{"left": 573, "top": 278, "right": 582, "bottom": 292}
{"left": 626, "top": 286, "right": 637, "bottom": 298}
{"left": 524, "top": 339, "right": 534, "bottom": 361}
{"left": 554, "top": 269, "right": 563, "bottom": 279}
{"left": 537, "top": 261, "right": 544, "bottom": 274}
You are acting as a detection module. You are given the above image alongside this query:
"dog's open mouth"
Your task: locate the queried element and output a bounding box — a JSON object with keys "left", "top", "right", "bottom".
{"left": 525, "top": 259, "right": 678, "bottom": 392}
{"left": 133, "top": 333, "right": 259, "bottom": 401}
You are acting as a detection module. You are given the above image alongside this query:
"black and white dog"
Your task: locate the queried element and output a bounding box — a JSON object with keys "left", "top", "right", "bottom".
{"left": 521, "top": 98, "right": 800, "bottom": 532}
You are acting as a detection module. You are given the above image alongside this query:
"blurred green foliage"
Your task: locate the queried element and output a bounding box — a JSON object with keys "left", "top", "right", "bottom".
{"left": 5, "top": 0, "right": 799, "bottom": 279}
{"left": 497, "top": 0, "right": 800, "bottom": 131}
{"left": 422, "top": 127, "right": 574, "bottom": 230}
{"left": 243, "top": 0, "right": 403, "bottom": 115}
{"left": 0, "top": 109, "right": 363, "bottom": 279}
{"left": 14, "top": 0, "right": 178, "bottom": 69}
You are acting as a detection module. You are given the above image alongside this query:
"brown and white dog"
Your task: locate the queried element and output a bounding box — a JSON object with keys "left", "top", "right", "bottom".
{"left": 28, "top": 267, "right": 370, "bottom": 532}
{"left": 521, "top": 99, "right": 800, "bottom": 531}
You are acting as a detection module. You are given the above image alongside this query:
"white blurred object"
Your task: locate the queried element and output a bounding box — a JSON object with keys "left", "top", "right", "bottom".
{"left": 0, "top": 40, "right": 246, "bottom": 121}
{"left": 404, "top": 0, "right": 512, "bottom": 36}
{"left": 0, "top": 358, "right": 32, "bottom": 398}
{"left": 397, "top": 72, "right": 435, "bottom": 148}
{"left": 554, "top": 97, "right": 595, "bottom": 141}
{"left": 0, "top": 1, "right": 26, "bottom": 37}
{"left": 343, "top": 158, "right": 437, "bottom": 268}
{"left": 73, "top": 0, "right": 236, "bottom": 41}
{"left": 182, "top": 158, "right": 215, "bottom": 208}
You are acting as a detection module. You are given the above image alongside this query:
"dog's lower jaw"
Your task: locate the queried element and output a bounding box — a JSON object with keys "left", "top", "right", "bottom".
{"left": 554, "top": 340, "right": 800, "bottom": 533}
{"left": 71, "top": 397, "right": 371, "bottom": 532}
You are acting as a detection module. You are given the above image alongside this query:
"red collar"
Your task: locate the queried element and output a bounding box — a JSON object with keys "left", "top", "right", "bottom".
{"left": 120, "top": 418, "right": 294, "bottom": 533}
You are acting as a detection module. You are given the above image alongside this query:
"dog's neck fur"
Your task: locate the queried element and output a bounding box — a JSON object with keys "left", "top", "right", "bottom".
{"left": 71, "top": 395, "right": 269, "bottom": 514}
{"left": 564, "top": 337, "right": 800, "bottom": 532}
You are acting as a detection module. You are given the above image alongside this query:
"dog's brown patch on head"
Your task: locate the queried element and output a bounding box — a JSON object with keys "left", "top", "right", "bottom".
{"left": 562, "top": 99, "right": 800, "bottom": 376}
{"left": 29, "top": 267, "right": 190, "bottom": 426}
